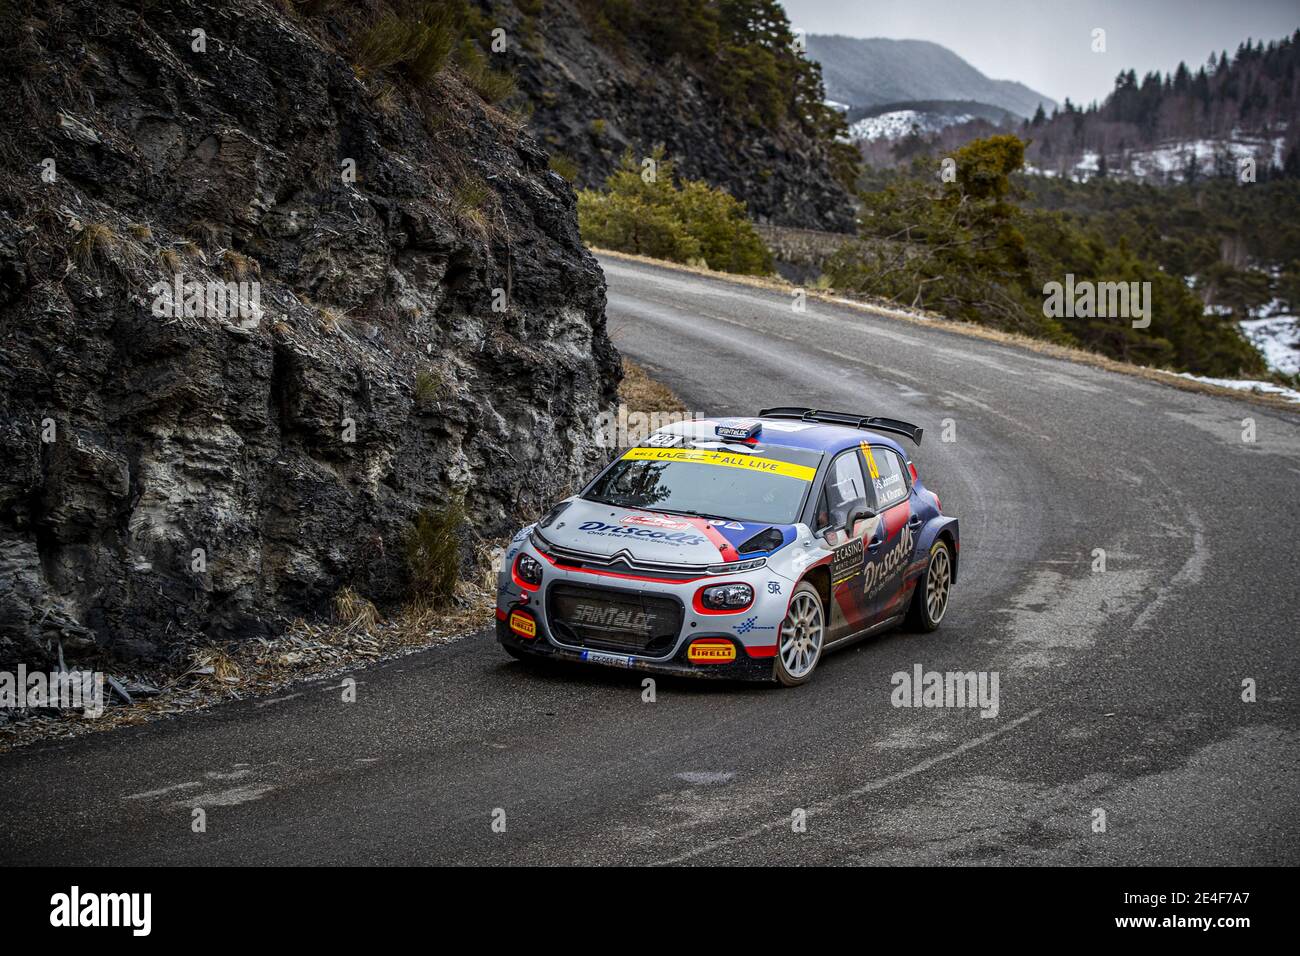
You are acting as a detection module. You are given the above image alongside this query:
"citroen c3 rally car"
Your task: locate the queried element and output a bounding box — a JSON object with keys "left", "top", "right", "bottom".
{"left": 495, "top": 407, "right": 958, "bottom": 686}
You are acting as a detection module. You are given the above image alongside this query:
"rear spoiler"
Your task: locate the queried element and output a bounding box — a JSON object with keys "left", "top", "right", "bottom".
{"left": 758, "top": 406, "right": 924, "bottom": 445}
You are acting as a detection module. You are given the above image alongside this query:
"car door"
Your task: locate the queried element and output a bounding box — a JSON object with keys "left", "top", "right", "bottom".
{"left": 860, "top": 443, "right": 919, "bottom": 621}
{"left": 813, "top": 449, "right": 876, "bottom": 638}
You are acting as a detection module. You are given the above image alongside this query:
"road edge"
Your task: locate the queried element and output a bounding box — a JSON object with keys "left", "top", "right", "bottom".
{"left": 593, "top": 247, "right": 1300, "bottom": 415}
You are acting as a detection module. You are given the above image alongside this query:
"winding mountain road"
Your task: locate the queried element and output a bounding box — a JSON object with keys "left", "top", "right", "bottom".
{"left": 3, "top": 254, "right": 1298, "bottom": 865}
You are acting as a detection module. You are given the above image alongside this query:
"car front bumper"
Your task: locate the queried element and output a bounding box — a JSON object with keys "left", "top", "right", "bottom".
{"left": 495, "top": 617, "right": 777, "bottom": 681}
{"left": 495, "top": 535, "right": 796, "bottom": 682}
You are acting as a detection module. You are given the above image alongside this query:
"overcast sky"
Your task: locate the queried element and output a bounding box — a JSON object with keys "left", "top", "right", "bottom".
{"left": 782, "top": 0, "right": 1299, "bottom": 105}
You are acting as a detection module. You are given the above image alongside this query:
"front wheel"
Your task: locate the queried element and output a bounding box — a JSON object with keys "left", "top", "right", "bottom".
{"left": 774, "top": 582, "right": 825, "bottom": 687}
{"left": 906, "top": 539, "right": 952, "bottom": 632}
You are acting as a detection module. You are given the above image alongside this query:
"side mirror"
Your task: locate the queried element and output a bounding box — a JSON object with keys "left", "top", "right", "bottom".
{"left": 831, "top": 497, "right": 875, "bottom": 534}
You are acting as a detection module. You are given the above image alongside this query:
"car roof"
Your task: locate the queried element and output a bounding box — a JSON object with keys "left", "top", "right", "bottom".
{"left": 649, "top": 416, "right": 909, "bottom": 458}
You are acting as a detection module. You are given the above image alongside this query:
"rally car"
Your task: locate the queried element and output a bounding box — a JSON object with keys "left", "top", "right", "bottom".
{"left": 495, "top": 407, "right": 958, "bottom": 686}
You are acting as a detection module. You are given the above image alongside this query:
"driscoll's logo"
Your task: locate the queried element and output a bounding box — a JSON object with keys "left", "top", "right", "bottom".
{"left": 863, "top": 524, "right": 913, "bottom": 598}
{"left": 50, "top": 886, "right": 151, "bottom": 936}
{"left": 578, "top": 521, "right": 706, "bottom": 546}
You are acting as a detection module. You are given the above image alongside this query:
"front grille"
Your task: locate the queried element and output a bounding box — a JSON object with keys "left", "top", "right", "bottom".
{"left": 546, "top": 583, "right": 683, "bottom": 656}
{"left": 543, "top": 542, "right": 706, "bottom": 579}
{"left": 541, "top": 542, "right": 766, "bottom": 579}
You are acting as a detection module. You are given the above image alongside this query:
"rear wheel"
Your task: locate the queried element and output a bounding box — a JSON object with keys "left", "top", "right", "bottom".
{"left": 774, "top": 582, "right": 825, "bottom": 687}
{"left": 906, "top": 539, "right": 952, "bottom": 632}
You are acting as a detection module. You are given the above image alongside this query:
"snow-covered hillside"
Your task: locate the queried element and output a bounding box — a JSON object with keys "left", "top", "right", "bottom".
{"left": 1026, "top": 134, "right": 1288, "bottom": 184}
{"left": 847, "top": 109, "right": 973, "bottom": 142}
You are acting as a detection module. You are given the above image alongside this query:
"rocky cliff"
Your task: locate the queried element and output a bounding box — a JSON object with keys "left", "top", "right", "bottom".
{"left": 485, "top": 0, "right": 857, "bottom": 233}
{"left": 0, "top": 0, "right": 619, "bottom": 666}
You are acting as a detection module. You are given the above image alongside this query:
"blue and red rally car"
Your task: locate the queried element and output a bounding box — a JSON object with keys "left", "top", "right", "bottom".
{"left": 496, "top": 408, "right": 958, "bottom": 686}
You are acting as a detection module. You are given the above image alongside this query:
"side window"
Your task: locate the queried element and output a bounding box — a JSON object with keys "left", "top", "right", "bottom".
{"left": 865, "top": 446, "right": 909, "bottom": 509}
{"left": 825, "top": 450, "right": 868, "bottom": 517}
{"left": 814, "top": 486, "right": 832, "bottom": 532}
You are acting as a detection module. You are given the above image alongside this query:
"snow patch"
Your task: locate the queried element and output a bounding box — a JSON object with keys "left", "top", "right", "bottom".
{"left": 1240, "top": 315, "right": 1300, "bottom": 376}
{"left": 1170, "top": 372, "right": 1300, "bottom": 404}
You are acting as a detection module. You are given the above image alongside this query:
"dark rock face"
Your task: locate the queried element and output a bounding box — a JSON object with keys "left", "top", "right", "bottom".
{"left": 488, "top": 1, "right": 857, "bottom": 233}
{"left": 0, "top": 0, "right": 619, "bottom": 665}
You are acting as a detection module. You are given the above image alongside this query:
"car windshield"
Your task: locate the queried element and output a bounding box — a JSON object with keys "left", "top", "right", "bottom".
{"left": 584, "top": 445, "right": 822, "bottom": 525}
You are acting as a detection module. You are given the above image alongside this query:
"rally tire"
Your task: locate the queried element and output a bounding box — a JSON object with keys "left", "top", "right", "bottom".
{"left": 906, "top": 538, "right": 952, "bottom": 633}
{"left": 774, "top": 581, "right": 826, "bottom": 687}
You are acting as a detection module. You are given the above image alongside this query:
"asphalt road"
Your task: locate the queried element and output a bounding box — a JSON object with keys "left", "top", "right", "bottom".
{"left": 3, "top": 254, "right": 1298, "bottom": 865}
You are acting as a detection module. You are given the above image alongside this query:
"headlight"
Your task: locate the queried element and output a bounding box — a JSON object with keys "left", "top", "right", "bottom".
{"left": 515, "top": 553, "right": 543, "bottom": 586}
{"left": 700, "top": 583, "right": 753, "bottom": 610}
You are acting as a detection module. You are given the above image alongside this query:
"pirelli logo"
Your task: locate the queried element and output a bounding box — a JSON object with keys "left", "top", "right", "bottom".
{"left": 509, "top": 611, "right": 537, "bottom": 639}
{"left": 623, "top": 447, "right": 816, "bottom": 482}
{"left": 688, "top": 639, "right": 737, "bottom": 663}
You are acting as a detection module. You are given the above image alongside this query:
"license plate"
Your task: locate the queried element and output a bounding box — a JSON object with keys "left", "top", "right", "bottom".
{"left": 581, "top": 650, "right": 635, "bottom": 668}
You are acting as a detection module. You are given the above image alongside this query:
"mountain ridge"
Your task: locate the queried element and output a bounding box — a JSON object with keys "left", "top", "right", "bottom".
{"left": 806, "top": 34, "right": 1058, "bottom": 119}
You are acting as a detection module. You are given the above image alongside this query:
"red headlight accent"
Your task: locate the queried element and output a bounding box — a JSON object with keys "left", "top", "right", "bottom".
{"left": 512, "top": 554, "right": 541, "bottom": 592}
{"left": 692, "top": 582, "right": 755, "bottom": 615}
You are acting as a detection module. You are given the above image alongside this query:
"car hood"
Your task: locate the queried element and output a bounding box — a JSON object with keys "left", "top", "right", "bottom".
{"left": 538, "top": 498, "right": 795, "bottom": 566}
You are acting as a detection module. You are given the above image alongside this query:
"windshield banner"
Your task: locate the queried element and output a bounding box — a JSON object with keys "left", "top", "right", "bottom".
{"left": 621, "top": 447, "right": 816, "bottom": 482}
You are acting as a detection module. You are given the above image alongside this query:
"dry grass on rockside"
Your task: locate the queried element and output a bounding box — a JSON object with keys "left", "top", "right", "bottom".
{"left": 592, "top": 247, "right": 1300, "bottom": 414}
{"left": 618, "top": 357, "right": 687, "bottom": 413}
{"left": 0, "top": 547, "right": 506, "bottom": 753}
